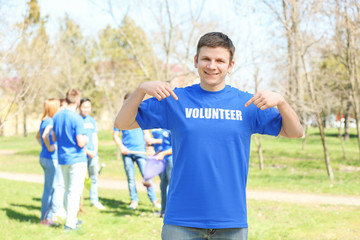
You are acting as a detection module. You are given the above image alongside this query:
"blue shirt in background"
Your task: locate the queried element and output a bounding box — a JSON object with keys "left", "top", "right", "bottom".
{"left": 136, "top": 84, "right": 282, "bottom": 229}
{"left": 113, "top": 127, "right": 146, "bottom": 152}
{"left": 160, "top": 130, "right": 172, "bottom": 161}
{"left": 39, "top": 117, "right": 57, "bottom": 159}
{"left": 53, "top": 109, "right": 86, "bottom": 165}
{"left": 151, "top": 128, "right": 164, "bottom": 153}
{"left": 82, "top": 115, "right": 98, "bottom": 153}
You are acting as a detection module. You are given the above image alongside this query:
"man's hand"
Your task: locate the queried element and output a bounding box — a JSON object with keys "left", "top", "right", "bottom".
{"left": 86, "top": 150, "right": 96, "bottom": 159}
{"left": 139, "top": 81, "right": 178, "bottom": 101}
{"left": 245, "top": 90, "right": 285, "bottom": 110}
{"left": 156, "top": 152, "right": 165, "bottom": 161}
{"left": 121, "top": 146, "right": 130, "bottom": 155}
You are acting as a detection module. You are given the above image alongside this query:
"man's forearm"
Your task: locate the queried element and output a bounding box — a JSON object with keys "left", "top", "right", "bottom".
{"left": 115, "top": 87, "right": 146, "bottom": 130}
{"left": 278, "top": 101, "right": 303, "bottom": 138}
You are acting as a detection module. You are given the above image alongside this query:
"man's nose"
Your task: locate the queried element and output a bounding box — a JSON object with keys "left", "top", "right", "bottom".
{"left": 207, "top": 60, "right": 216, "bottom": 69}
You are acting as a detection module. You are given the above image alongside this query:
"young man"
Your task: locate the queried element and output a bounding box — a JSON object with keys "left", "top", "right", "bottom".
{"left": 79, "top": 98, "right": 106, "bottom": 210}
{"left": 115, "top": 32, "right": 303, "bottom": 239}
{"left": 53, "top": 89, "right": 88, "bottom": 230}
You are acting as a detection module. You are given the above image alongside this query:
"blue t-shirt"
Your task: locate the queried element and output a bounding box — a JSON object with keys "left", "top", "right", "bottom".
{"left": 151, "top": 129, "right": 164, "bottom": 153}
{"left": 114, "top": 127, "right": 146, "bottom": 152}
{"left": 53, "top": 109, "right": 87, "bottom": 165}
{"left": 82, "top": 115, "right": 98, "bottom": 153}
{"left": 39, "top": 117, "right": 57, "bottom": 159}
{"left": 160, "top": 130, "right": 172, "bottom": 161}
{"left": 136, "top": 84, "right": 282, "bottom": 229}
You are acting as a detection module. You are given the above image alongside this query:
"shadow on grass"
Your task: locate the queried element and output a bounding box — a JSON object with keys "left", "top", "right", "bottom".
{"left": 10, "top": 203, "right": 39, "bottom": 211}
{"left": 32, "top": 197, "right": 41, "bottom": 202}
{"left": 2, "top": 208, "right": 40, "bottom": 223}
{"left": 98, "top": 197, "right": 156, "bottom": 217}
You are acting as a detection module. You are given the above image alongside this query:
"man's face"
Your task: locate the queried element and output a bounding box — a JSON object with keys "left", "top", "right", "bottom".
{"left": 194, "top": 46, "right": 234, "bottom": 91}
{"left": 80, "top": 101, "right": 92, "bottom": 117}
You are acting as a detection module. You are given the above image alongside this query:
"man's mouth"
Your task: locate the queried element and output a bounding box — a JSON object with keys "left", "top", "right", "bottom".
{"left": 205, "top": 71, "right": 219, "bottom": 75}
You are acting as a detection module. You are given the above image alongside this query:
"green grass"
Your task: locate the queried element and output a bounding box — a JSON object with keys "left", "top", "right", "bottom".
{"left": 248, "top": 128, "right": 360, "bottom": 196}
{"left": 0, "top": 128, "right": 359, "bottom": 195}
{"left": 1, "top": 179, "right": 359, "bottom": 240}
{"left": 0, "top": 179, "right": 163, "bottom": 240}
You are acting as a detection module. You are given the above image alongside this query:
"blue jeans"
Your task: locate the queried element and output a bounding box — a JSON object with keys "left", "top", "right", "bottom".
{"left": 61, "top": 162, "right": 87, "bottom": 229}
{"left": 52, "top": 160, "right": 64, "bottom": 214}
{"left": 39, "top": 157, "right": 62, "bottom": 220}
{"left": 160, "top": 156, "right": 173, "bottom": 214}
{"left": 122, "top": 154, "right": 157, "bottom": 202}
{"left": 162, "top": 224, "right": 248, "bottom": 240}
{"left": 88, "top": 156, "right": 100, "bottom": 204}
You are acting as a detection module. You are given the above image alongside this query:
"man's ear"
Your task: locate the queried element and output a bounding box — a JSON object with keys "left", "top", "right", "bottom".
{"left": 194, "top": 55, "right": 198, "bottom": 68}
{"left": 228, "top": 60, "right": 235, "bottom": 74}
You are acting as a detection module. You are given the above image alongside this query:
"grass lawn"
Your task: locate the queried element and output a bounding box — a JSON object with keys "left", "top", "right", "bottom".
{"left": 0, "top": 128, "right": 358, "bottom": 195}
{"left": 1, "top": 179, "right": 359, "bottom": 240}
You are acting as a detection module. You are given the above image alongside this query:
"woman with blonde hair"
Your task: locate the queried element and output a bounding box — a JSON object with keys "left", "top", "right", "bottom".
{"left": 36, "top": 98, "right": 62, "bottom": 226}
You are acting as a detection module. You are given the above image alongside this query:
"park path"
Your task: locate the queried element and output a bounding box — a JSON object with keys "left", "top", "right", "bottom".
{"left": 1, "top": 171, "right": 360, "bottom": 206}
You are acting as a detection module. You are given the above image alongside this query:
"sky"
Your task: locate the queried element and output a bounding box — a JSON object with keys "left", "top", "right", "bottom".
{"left": 5, "top": 0, "right": 277, "bottom": 90}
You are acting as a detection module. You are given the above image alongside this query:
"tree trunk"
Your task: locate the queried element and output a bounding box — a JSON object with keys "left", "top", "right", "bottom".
{"left": 302, "top": 124, "right": 308, "bottom": 151}
{"left": 344, "top": 99, "right": 352, "bottom": 141}
{"left": 15, "top": 114, "right": 19, "bottom": 135}
{"left": 338, "top": 102, "right": 347, "bottom": 160}
{"left": 254, "top": 135, "right": 264, "bottom": 170}
{"left": 23, "top": 110, "right": 27, "bottom": 137}
{"left": 316, "top": 113, "right": 334, "bottom": 180}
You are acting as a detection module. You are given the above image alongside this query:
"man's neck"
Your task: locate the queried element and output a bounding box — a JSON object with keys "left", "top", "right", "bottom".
{"left": 67, "top": 104, "right": 78, "bottom": 112}
{"left": 200, "top": 82, "right": 226, "bottom": 92}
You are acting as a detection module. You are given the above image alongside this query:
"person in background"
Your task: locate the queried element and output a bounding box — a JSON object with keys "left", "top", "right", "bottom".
{"left": 147, "top": 129, "right": 173, "bottom": 218}
{"left": 113, "top": 93, "right": 160, "bottom": 210}
{"left": 79, "top": 97, "right": 106, "bottom": 210}
{"left": 53, "top": 89, "right": 88, "bottom": 230}
{"left": 59, "top": 98, "right": 68, "bottom": 110}
{"left": 36, "top": 98, "right": 62, "bottom": 226}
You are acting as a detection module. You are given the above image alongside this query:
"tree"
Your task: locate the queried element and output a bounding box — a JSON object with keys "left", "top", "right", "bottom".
{"left": 331, "top": 0, "right": 360, "bottom": 158}
{"left": 261, "top": 0, "right": 335, "bottom": 179}
{"left": 0, "top": 0, "right": 52, "bottom": 136}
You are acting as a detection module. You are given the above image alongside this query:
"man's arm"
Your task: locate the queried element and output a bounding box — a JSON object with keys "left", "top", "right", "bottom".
{"left": 114, "top": 81, "right": 178, "bottom": 130}
{"left": 85, "top": 133, "right": 98, "bottom": 158}
{"left": 157, "top": 149, "right": 173, "bottom": 160}
{"left": 143, "top": 130, "right": 163, "bottom": 146}
{"left": 113, "top": 131, "right": 129, "bottom": 155}
{"left": 245, "top": 90, "right": 303, "bottom": 138}
{"left": 76, "top": 135, "right": 89, "bottom": 148}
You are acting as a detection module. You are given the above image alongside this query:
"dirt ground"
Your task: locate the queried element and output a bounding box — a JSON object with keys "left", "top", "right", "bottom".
{"left": 1, "top": 171, "right": 359, "bottom": 206}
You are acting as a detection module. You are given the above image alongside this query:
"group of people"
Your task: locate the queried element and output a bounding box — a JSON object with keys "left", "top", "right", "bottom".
{"left": 37, "top": 31, "right": 302, "bottom": 239}
{"left": 112, "top": 93, "right": 174, "bottom": 217}
{"left": 37, "top": 89, "right": 106, "bottom": 230}
{"left": 37, "top": 90, "right": 173, "bottom": 230}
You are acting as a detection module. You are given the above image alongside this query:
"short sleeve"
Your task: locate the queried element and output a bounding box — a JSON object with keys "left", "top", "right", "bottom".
{"left": 136, "top": 97, "right": 168, "bottom": 130}
{"left": 75, "top": 116, "right": 85, "bottom": 136}
{"left": 44, "top": 117, "right": 53, "bottom": 127}
{"left": 93, "top": 118, "right": 98, "bottom": 133}
{"left": 254, "top": 107, "right": 282, "bottom": 136}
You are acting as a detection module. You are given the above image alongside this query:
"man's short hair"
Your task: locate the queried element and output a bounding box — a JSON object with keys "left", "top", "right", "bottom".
{"left": 66, "top": 89, "right": 81, "bottom": 104}
{"left": 196, "top": 32, "right": 235, "bottom": 63}
{"left": 80, "top": 97, "right": 91, "bottom": 106}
